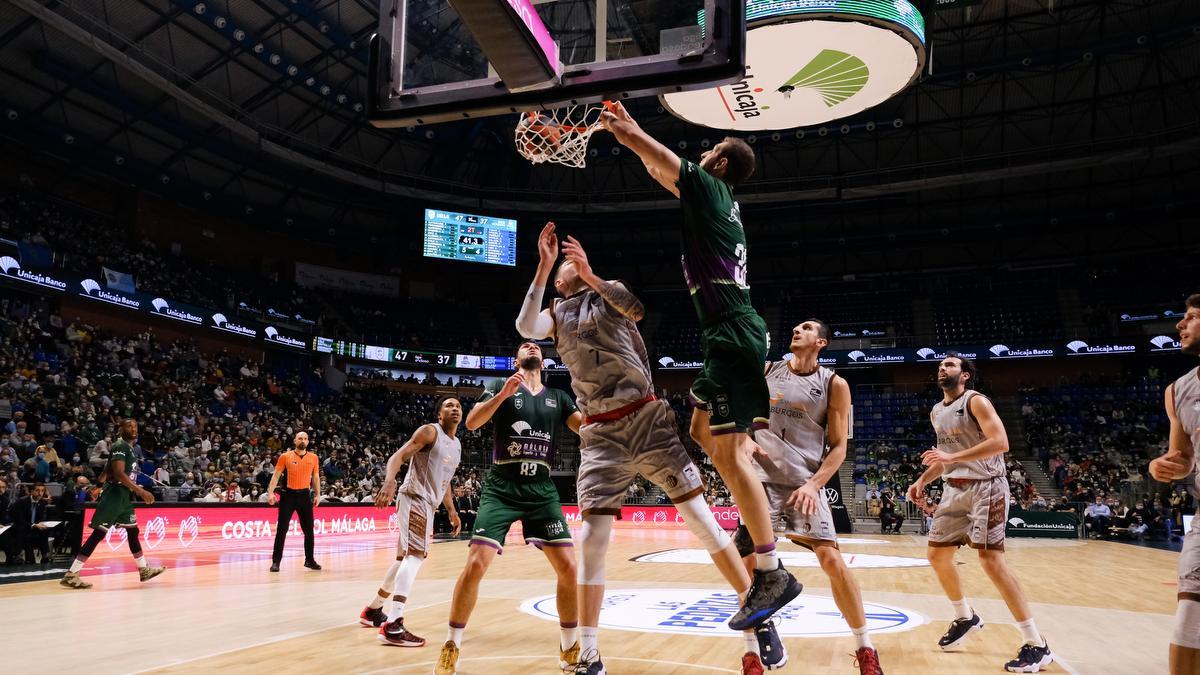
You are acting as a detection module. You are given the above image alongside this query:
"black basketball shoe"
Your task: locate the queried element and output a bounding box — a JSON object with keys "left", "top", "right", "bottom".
{"left": 938, "top": 613, "right": 984, "bottom": 651}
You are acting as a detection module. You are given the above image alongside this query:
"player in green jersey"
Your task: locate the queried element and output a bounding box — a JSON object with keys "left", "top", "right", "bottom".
{"left": 600, "top": 103, "right": 802, "bottom": 638}
{"left": 60, "top": 418, "right": 165, "bottom": 589}
{"left": 435, "top": 342, "right": 584, "bottom": 675}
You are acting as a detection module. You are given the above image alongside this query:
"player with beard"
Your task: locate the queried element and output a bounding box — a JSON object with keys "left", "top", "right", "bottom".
{"left": 360, "top": 397, "right": 463, "bottom": 648}
{"left": 516, "top": 223, "right": 775, "bottom": 675}
{"left": 906, "top": 354, "right": 1052, "bottom": 673}
{"left": 729, "top": 319, "right": 882, "bottom": 674}
{"left": 1148, "top": 294, "right": 1200, "bottom": 674}
{"left": 434, "top": 342, "right": 583, "bottom": 675}
{"left": 60, "top": 418, "right": 165, "bottom": 589}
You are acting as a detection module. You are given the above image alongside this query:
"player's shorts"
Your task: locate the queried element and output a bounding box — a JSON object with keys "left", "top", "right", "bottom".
{"left": 88, "top": 486, "right": 136, "bottom": 530}
{"left": 733, "top": 481, "right": 838, "bottom": 556}
{"left": 928, "top": 476, "right": 1009, "bottom": 551}
{"left": 577, "top": 399, "right": 705, "bottom": 516}
{"left": 690, "top": 310, "right": 770, "bottom": 436}
{"left": 393, "top": 492, "right": 436, "bottom": 559}
{"left": 470, "top": 473, "right": 572, "bottom": 553}
{"left": 1179, "top": 515, "right": 1200, "bottom": 602}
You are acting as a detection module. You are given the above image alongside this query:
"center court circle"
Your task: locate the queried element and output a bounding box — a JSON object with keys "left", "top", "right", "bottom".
{"left": 519, "top": 588, "right": 926, "bottom": 638}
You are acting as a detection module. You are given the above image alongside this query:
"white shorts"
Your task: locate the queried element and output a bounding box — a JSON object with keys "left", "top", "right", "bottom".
{"left": 393, "top": 492, "right": 435, "bottom": 559}
{"left": 929, "top": 477, "right": 1009, "bottom": 551}
{"left": 1180, "top": 517, "right": 1200, "bottom": 601}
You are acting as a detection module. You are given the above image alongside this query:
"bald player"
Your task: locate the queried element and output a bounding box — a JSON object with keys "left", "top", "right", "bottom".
{"left": 728, "top": 319, "right": 882, "bottom": 674}
{"left": 517, "top": 223, "right": 775, "bottom": 675}
{"left": 1148, "top": 294, "right": 1200, "bottom": 675}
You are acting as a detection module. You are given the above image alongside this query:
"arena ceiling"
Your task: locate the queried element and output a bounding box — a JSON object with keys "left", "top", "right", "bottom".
{"left": 0, "top": 0, "right": 1197, "bottom": 242}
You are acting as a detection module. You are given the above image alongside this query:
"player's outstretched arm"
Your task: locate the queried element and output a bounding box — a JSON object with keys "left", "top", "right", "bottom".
{"left": 1150, "top": 383, "right": 1195, "bottom": 482}
{"left": 561, "top": 235, "right": 645, "bottom": 321}
{"left": 516, "top": 221, "right": 558, "bottom": 340}
{"left": 599, "top": 102, "right": 681, "bottom": 198}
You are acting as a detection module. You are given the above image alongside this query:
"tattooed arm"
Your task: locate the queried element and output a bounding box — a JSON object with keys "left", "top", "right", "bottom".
{"left": 560, "top": 235, "right": 645, "bottom": 322}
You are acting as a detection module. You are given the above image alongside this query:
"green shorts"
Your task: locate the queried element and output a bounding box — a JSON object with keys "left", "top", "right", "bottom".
{"left": 89, "top": 486, "right": 137, "bottom": 530}
{"left": 470, "top": 473, "right": 572, "bottom": 553}
{"left": 690, "top": 310, "right": 771, "bottom": 436}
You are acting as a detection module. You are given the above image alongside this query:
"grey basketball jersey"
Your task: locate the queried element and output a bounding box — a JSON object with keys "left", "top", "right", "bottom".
{"left": 399, "top": 424, "right": 462, "bottom": 503}
{"left": 754, "top": 362, "right": 836, "bottom": 485}
{"left": 551, "top": 283, "right": 654, "bottom": 418}
{"left": 931, "top": 390, "right": 1005, "bottom": 480}
{"left": 1174, "top": 367, "right": 1200, "bottom": 490}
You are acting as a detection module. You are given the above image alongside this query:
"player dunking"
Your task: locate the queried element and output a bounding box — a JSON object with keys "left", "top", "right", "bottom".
{"left": 599, "top": 102, "right": 802, "bottom": 631}
{"left": 434, "top": 343, "right": 583, "bottom": 675}
{"left": 516, "top": 223, "right": 779, "bottom": 675}
{"left": 728, "top": 319, "right": 883, "bottom": 674}
{"left": 906, "top": 354, "right": 1053, "bottom": 673}
{"left": 1148, "top": 294, "right": 1200, "bottom": 675}
{"left": 60, "top": 418, "right": 165, "bottom": 589}
{"left": 360, "top": 396, "right": 463, "bottom": 647}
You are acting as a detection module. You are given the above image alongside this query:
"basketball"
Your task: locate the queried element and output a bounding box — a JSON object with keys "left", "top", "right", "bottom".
{"left": 519, "top": 113, "right": 562, "bottom": 155}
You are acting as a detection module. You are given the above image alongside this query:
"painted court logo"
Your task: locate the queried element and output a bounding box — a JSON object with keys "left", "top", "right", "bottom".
{"left": 631, "top": 548, "right": 930, "bottom": 571}
{"left": 520, "top": 588, "right": 925, "bottom": 638}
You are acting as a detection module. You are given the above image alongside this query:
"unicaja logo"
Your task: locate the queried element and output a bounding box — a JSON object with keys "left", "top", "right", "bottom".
{"left": 1066, "top": 340, "right": 1136, "bottom": 356}
{"left": 990, "top": 344, "right": 1010, "bottom": 357}
{"left": 1067, "top": 340, "right": 1089, "bottom": 354}
{"left": 264, "top": 326, "right": 305, "bottom": 349}
{"left": 658, "top": 356, "right": 676, "bottom": 368}
{"left": 151, "top": 298, "right": 202, "bottom": 324}
{"left": 212, "top": 313, "right": 257, "bottom": 337}
{"left": 79, "top": 278, "right": 140, "bottom": 309}
{"left": 848, "top": 350, "right": 866, "bottom": 362}
{"left": 0, "top": 255, "right": 68, "bottom": 291}
{"left": 916, "top": 348, "right": 936, "bottom": 359}
{"left": 1151, "top": 335, "right": 1181, "bottom": 352}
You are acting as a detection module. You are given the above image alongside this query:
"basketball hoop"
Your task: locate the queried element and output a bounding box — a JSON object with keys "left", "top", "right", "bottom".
{"left": 514, "top": 101, "right": 616, "bottom": 169}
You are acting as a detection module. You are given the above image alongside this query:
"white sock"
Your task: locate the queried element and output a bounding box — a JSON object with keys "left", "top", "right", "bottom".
{"left": 754, "top": 547, "right": 779, "bottom": 572}
{"left": 743, "top": 630, "right": 759, "bottom": 656}
{"left": 561, "top": 625, "right": 578, "bottom": 651}
{"left": 69, "top": 558, "right": 84, "bottom": 574}
{"left": 1016, "top": 618, "right": 1044, "bottom": 647}
{"left": 951, "top": 599, "right": 972, "bottom": 620}
{"left": 447, "top": 625, "right": 464, "bottom": 647}
{"left": 851, "top": 624, "right": 874, "bottom": 649}
{"left": 134, "top": 554, "right": 148, "bottom": 569}
{"left": 580, "top": 626, "right": 599, "bottom": 658}
{"left": 371, "top": 561, "right": 402, "bottom": 609}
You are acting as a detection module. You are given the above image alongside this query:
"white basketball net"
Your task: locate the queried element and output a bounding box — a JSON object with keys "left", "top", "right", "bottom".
{"left": 514, "top": 102, "right": 609, "bottom": 169}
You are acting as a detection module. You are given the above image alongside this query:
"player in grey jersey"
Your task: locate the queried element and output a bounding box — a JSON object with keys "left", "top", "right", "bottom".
{"left": 731, "top": 319, "right": 881, "bottom": 674}
{"left": 1148, "top": 293, "right": 1200, "bottom": 675}
{"left": 516, "top": 222, "right": 770, "bottom": 675}
{"left": 907, "top": 354, "right": 1051, "bottom": 673}
{"left": 358, "top": 397, "right": 463, "bottom": 648}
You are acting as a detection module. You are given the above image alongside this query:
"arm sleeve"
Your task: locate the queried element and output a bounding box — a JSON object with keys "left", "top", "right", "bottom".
{"left": 515, "top": 282, "right": 554, "bottom": 339}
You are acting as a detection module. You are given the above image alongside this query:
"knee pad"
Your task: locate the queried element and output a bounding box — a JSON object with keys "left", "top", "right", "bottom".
{"left": 676, "top": 496, "right": 731, "bottom": 554}
{"left": 733, "top": 522, "right": 755, "bottom": 558}
{"left": 578, "top": 515, "right": 614, "bottom": 585}
{"left": 1174, "top": 599, "right": 1200, "bottom": 649}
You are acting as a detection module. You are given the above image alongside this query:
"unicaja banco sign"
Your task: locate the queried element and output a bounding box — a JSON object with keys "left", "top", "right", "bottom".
{"left": 663, "top": 1, "right": 926, "bottom": 131}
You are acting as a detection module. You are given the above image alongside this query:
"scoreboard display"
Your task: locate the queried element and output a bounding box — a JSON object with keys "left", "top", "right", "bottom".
{"left": 423, "top": 208, "right": 517, "bottom": 266}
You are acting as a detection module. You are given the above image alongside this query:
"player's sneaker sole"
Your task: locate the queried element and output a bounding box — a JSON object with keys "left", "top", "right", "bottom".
{"left": 377, "top": 633, "right": 426, "bottom": 647}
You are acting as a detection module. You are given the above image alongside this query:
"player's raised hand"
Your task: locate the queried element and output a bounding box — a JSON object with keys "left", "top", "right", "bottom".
{"left": 1150, "top": 451, "right": 1192, "bottom": 482}
{"left": 598, "top": 101, "right": 635, "bottom": 132}
{"left": 500, "top": 371, "right": 524, "bottom": 398}
{"left": 538, "top": 221, "right": 558, "bottom": 267}
{"left": 562, "top": 236, "right": 598, "bottom": 285}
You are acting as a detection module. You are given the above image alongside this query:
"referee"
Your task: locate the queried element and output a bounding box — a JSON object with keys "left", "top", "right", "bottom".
{"left": 266, "top": 431, "right": 322, "bottom": 572}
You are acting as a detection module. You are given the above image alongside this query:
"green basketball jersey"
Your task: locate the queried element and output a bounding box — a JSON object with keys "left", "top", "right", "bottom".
{"left": 479, "top": 379, "right": 576, "bottom": 482}
{"left": 676, "top": 158, "right": 755, "bottom": 325}
{"left": 103, "top": 438, "right": 136, "bottom": 494}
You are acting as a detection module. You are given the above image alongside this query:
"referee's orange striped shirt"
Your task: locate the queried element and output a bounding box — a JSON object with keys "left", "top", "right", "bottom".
{"left": 276, "top": 450, "right": 319, "bottom": 490}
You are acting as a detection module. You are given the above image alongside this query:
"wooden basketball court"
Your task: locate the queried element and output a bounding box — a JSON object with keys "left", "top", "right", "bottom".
{"left": 0, "top": 529, "right": 1176, "bottom": 674}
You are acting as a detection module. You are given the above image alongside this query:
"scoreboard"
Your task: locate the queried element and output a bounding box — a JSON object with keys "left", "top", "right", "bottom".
{"left": 423, "top": 208, "right": 517, "bottom": 266}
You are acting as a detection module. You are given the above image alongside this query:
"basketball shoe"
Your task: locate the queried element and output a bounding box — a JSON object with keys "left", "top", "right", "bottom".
{"left": 379, "top": 619, "right": 426, "bottom": 647}
{"left": 559, "top": 641, "right": 580, "bottom": 669}
{"left": 60, "top": 572, "right": 92, "bottom": 589}
{"left": 139, "top": 565, "right": 166, "bottom": 582}
{"left": 854, "top": 647, "right": 884, "bottom": 675}
{"left": 570, "top": 649, "right": 605, "bottom": 675}
{"left": 1004, "top": 642, "right": 1053, "bottom": 673}
{"left": 755, "top": 620, "right": 788, "bottom": 669}
{"left": 938, "top": 613, "right": 984, "bottom": 650}
{"left": 360, "top": 606, "right": 386, "bottom": 627}
{"left": 729, "top": 562, "right": 803, "bottom": 630}
{"left": 741, "top": 652, "right": 765, "bottom": 675}
{"left": 434, "top": 640, "right": 458, "bottom": 675}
